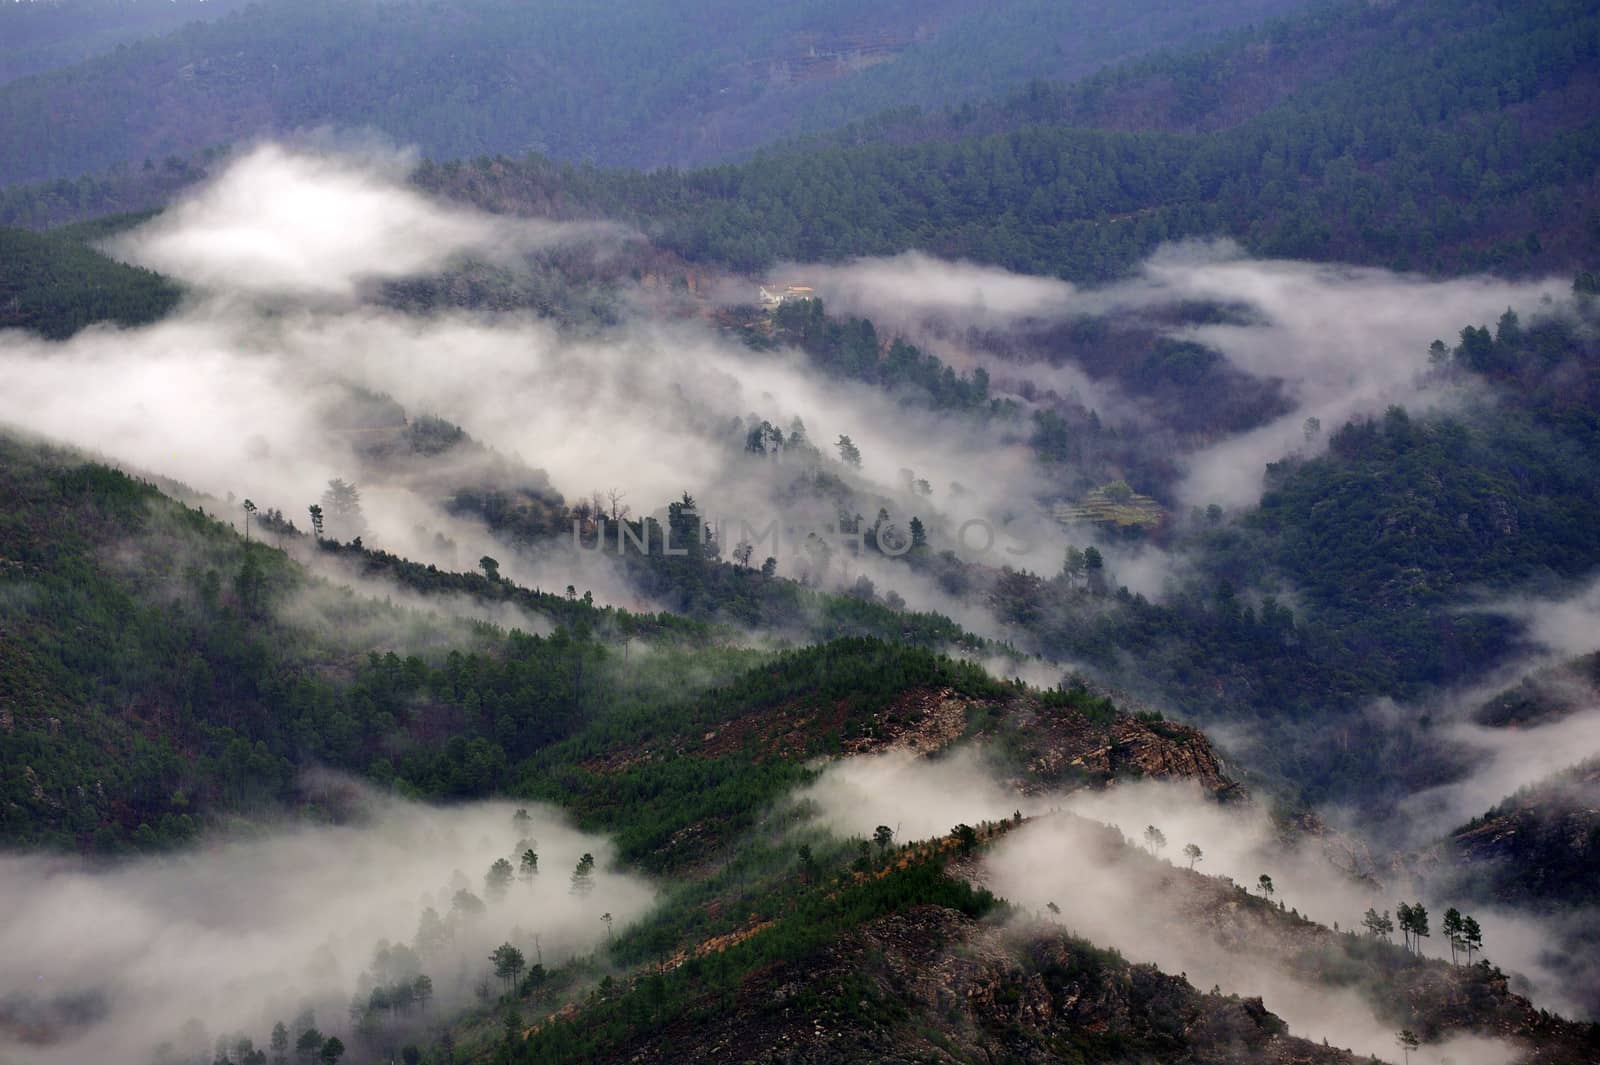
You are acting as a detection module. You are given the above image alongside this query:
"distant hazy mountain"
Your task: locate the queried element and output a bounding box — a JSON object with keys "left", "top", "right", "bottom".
{"left": 0, "top": 0, "right": 1311, "bottom": 186}
{"left": 412, "top": 0, "right": 1599, "bottom": 282}
{"left": 0, "top": 0, "right": 256, "bottom": 86}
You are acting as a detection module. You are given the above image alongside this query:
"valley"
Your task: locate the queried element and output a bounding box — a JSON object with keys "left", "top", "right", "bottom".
{"left": 0, "top": 2, "right": 1598, "bottom": 1063}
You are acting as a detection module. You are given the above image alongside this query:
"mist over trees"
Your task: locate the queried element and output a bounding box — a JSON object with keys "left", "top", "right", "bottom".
{"left": 2, "top": 0, "right": 1599, "bottom": 1061}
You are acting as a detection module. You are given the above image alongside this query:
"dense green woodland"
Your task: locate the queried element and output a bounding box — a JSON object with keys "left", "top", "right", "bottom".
{"left": 0, "top": 223, "right": 177, "bottom": 337}
{"left": 0, "top": 437, "right": 1031, "bottom": 862}
{"left": 751, "top": 296, "right": 1292, "bottom": 495}
{"left": 0, "top": 150, "right": 213, "bottom": 230}
{"left": 508, "top": 825, "right": 1594, "bottom": 1065}
{"left": 764, "top": 298, "right": 1001, "bottom": 414}
{"left": 0, "top": 171, "right": 1594, "bottom": 850}
{"left": 728, "top": 290, "right": 1600, "bottom": 815}
{"left": 515, "top": 861, "right": 1002, "bottom": 1062}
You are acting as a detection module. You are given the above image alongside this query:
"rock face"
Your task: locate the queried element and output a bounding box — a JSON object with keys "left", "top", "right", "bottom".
{"left": 826, "top": 681, "right": 1246, "bottom": 800}
{"left": 1107, "top": 716, "right": 1239, "bottom": 795}
{"left": 842, "top": 686, "right": 972, "bottom": 757}
{"left": 980, "top": 693, "right": 1243, "bottom": 799}
{"left": 597, "top": 904, "right": 1356, "bottom": 1065}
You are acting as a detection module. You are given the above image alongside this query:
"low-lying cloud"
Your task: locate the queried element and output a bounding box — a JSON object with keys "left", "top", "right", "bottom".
{"left": 801, "top": 243, "right": 1574, "bottom": 509}
{"left": 1384, "top": 574, "right": 1600, "bottom": 842}
{"left": 112, "top": 141, "right": 611, "bottom": 301}
{"left": 0, "top": 143, "right": 1053, "bottom": 628}
{"left": 986, "top": 813, "right": 1515, "bottom": 1065}
{"left": 800, "top": 251, "right": 1079, "bottom": 324}
{"left": 1491, "top": 572, "right": 1600, "bottom": 661}
{"left": 795, "top": 747, "right": 1023, "bottom": 842}
{"left": 1150, "top": 249, "right": 1567, "bottom": 509}
{"left": 0, "top": 789, "right": 653, "bottom": 1065}
{"left": 797, "top": 749, "right": 1589, "bottom": 1040}
{"left": 1396, "top": 707, "right": 1600, "bottom": 843}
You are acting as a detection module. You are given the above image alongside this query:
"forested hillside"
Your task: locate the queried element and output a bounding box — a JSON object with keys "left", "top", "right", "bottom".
{"left": 1446, "top": 759, "right": 1600, "bottom": 911}
{"left": 0, "top": 434, "right": 1187, "bottom": 861}
{"left": 8, "top": 428, "right": 1593, "bottom": 1062}
{"left": 420, "top": 0, "right": 1598, "bottom": 281}
{"left": 8, "top": 0, "right": 1594, "bottom": 281}
{"left": 0, "top": 0, "right": 1309, "bottom": 187}
{"left": 970, "top": 296, "right": 1600, "bottom": 810}
{"left": 0, "top": 0, "right": 255, "bottom": 86}
{"left": 5, "top": 1, "right": 1600, "bottom": 1061}
{"left": 0, "top": 223, "right": 178, "bottom": 337}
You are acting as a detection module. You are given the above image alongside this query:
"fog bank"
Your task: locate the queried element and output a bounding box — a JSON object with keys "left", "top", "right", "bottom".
{"left": 801, "top": 244, "right": 1572, "bottom": 509}
{"left": 0, "top": 790, "right": 653, "bottom": 1065}
{"left": 797, "top": 750, "right": 1585, "bottom": 1047}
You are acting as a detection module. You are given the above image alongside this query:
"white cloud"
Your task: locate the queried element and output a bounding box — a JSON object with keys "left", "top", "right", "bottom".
{"left": 111, "top": 142, "right": 608, "bottom": 300}
{"left": 792, "top": 243, "right": 1574, "bottom": 510}
{"left": 0, "top": 792, "right": 654, "bottom": 1065}
{"left": 798, "top": 753, "right": 1587, "bottom": 1027}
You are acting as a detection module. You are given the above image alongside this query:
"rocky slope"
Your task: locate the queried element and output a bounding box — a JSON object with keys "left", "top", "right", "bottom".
{"left": 1446, "top": 758, "right": 1600, "bottom": 908}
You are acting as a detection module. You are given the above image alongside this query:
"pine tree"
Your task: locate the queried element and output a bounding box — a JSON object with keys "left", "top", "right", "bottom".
{"left": 1062, "top": 545, "right": 1085, "bottom": 585}
{"left": 1461, "top": 914, "right": 1483, "bottom": 963}
{"left": 1083, "top": 546, "right": 1106, "bottom": 594}
{"left": 1442, "top": 907, "right": 1464, "bottom": 964}
{"left": 570, "top": 852, "right": 596, "bottom": 895}
{"left": 489, "top": 943, "right": 526, "bottom": 996}
{"left": 320, "top": 479, "right": 366, "bottom": 542}
{"left": 485, "top": 857, "right": 514, "bottom": 900}
{"left": 1143, "top": 825, "right": 1167, "bottom": 855}
{"left": 1362, "top": 907, "right": 1394, "bottom": 941}
{"left": 269, "top": 1023, "right": 289, "bottom": 1065}
{"left": 1398, "top": 901, "right": 1429, "bottom": 955}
